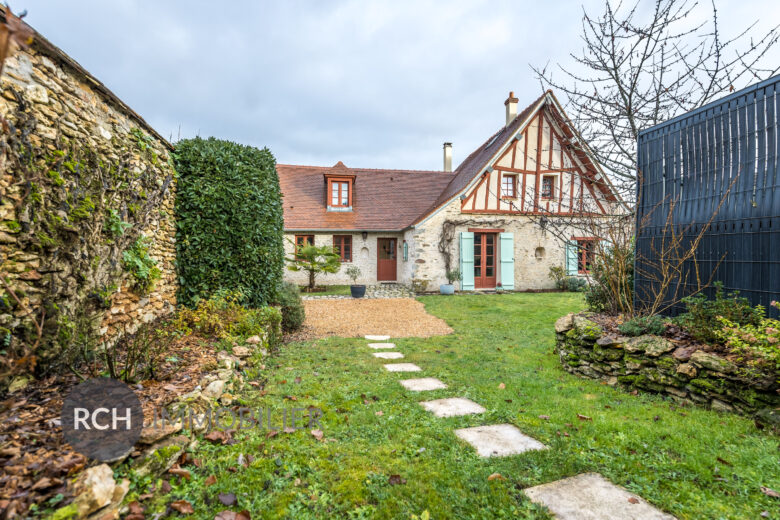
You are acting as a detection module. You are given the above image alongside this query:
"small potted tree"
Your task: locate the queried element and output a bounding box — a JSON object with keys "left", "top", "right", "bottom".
{"left": 440, "top": 269, "right": 461, "bottom": 295}
{"left": 345, "top": 265, "right": 365, "bottom": 298}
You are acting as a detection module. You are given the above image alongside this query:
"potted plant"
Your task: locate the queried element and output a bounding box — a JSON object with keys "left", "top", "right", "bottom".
{"left": 440, "top": 269, "right": 461, "bottom": 295}
{"left": 345, "top": 265, "right": 365, "bottom": 298}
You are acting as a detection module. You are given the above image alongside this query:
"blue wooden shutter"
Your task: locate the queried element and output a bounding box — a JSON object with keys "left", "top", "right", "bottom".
{"left": 459, "top": 232, "right": 474, "bottom": 291}
{"left": 499, "top": 232, "right": 515, "bottom": 290}
{"left": 565, "top": 240, "right": 578, "bottom": 275}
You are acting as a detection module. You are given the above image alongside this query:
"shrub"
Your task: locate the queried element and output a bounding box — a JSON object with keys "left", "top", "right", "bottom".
{"left": 446, "top": 269, "right": 461, "bottom": 285}
{"left": 104, "top": 317, "right": 179, "bottom": 382}
{"left": 170, "top": 290, "right": 282, "bottom": 346}
{"left": 174, "top": 137, "right": 284, "bottom": 308}
{"left": 618, "top": 315, "right": 667, "bottom": 337}
{"left": 585, "top": 239, "right": 634, "bottom": 314}
{"left": 548, "top": 266, "right": 566, "bottom": 289}
{"left": 676, "top": 282, "right": 764, "bottom": 343}
{"left": 716, "top": 302, "right": 780, "bottom": 370}
{"left": 549, "top": 266, "right": 586, "bottom": 292}
{"left": 276, "top": 282, "right": 305, "bottom": 332}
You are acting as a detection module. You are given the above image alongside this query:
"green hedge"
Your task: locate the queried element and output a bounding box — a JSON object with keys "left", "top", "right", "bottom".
{"left": 174, "top": 137, "right": 284, "bottom": 307}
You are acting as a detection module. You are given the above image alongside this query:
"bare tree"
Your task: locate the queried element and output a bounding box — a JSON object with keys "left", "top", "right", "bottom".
{"left": 533, "top": 0, "right": 779, "bottom": 201}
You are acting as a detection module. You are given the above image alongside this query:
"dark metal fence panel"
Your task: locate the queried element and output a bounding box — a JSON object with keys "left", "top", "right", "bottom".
{"left": 636, "top": 75, "right": 780, "bottom": 317}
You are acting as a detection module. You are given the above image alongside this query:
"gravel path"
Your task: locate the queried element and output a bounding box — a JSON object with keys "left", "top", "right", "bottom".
{"left": 290, "top": 298, "right": 452, "bottom": 340}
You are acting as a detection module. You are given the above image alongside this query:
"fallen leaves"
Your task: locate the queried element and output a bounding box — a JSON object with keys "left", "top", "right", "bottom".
{"left": 487, "top": 473, "right": 506, "bottom": 481}
{"left": 218, "top": 492, "right": 238, "bottom": 506}
{"left": 539, "top": 415, "right": 550, "bottom": 420}
{"left": 577, "top": 414, "right": 592, "bottom": 421}
{"left": 205, "top": 475, "right": 217, "bottom": 487}
{"left": 310, "top": 429, "right": 324, "bottom": 441}
{"left": 388, "top": 474, "right": 407, "bottom": 485}
{"left": 498, "top": 383, "right": 506, "bottom": 389}
{"left": 760, "top": 486, "right": 779, "bottom": 498}
{"left": 170, "top": 499, "right": 195, "bottom": 514}
{"left": 628, "top": 497, "right": 640, "bottom": 504}
{"left": 168, "top": 467, "right": 191, "bottom": 480}
{"left": 205, "top": 430, "right": 234, "bottom": 445}
{"left": 215, "top": 510, "right": 251, "bottom": 520}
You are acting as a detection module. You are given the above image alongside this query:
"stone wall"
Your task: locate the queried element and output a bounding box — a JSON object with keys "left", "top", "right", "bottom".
{"left": 554, "top": 313, "right": 779, "bottom": 418}
{"left": 411, "top": 198, "right": 582, "bottom": 290}
{"left": 0, "top": 33, "right": 177, "bottom": 381}
{"left": 283, "top": 231, "right": 407, "bottom": 286}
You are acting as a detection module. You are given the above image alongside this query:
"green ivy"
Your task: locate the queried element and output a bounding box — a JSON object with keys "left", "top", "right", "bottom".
{"left": 174, "top": 137, "right": 284, "bottom": 307}
{"left": 122, "top": 235, "right": 161, "bottom": 294}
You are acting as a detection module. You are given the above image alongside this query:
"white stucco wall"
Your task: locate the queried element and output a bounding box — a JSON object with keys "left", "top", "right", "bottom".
{"left": 283, "top": 232, "right": 407, "bottom": 286}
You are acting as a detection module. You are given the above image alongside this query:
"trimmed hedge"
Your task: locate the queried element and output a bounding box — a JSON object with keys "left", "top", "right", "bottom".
{"left": 174, "top": 138, "right": 284, "bottom": 307}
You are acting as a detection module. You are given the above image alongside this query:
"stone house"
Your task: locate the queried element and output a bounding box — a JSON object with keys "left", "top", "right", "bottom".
{"left": 278, "top": 90, "right": 623, "bottom": 290}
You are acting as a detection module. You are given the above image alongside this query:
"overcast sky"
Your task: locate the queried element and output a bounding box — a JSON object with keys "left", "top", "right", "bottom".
{"left": 20, "top": 0, "right": 780, "bottom": 171}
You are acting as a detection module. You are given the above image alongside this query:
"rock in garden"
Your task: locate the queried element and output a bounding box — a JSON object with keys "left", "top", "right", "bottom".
{"left": 554, "top": 313, "right": 574, "bottom": 333}
{"left": 86, "top": 478, "right": 129, "bottom": 520}
{"left": 596, "top": 335, "right": 628, "bottom": 348}
{"left": 232, "top": 346, "right": 251, "bottom": 358}
{"left": 675, "top": 363, "right": 697, "bottom": 379}
{"left": 138, "top": 422, "right": 182, "bottom": 445}
{"left": 245, "top": 335, "right": 261, "bottom": 344}
{"left": 690, "top": 350, "right": 736, "bottom": 374}
{"left": 68, "top": 464, "right": 117, "bottom": 518}
{"left": 624, "top": 335, "right": 674, "bottom": 356}
{"left": 672, "top": 346, "right": 697, "bottom": 361}
{"left": 203, "top": 380, "right": 226, "bottom": 399}
{"left": 573, "top": 315, "right": 603, "bottom": 340}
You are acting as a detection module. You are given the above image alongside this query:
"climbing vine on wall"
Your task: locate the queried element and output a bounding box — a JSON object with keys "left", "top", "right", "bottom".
{"left": 0, "top": 89, "right": 174, "bottom": 380}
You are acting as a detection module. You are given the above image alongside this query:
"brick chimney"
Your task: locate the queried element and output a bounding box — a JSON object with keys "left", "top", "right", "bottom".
{"left": 443, "top": 142, "right": 452, "bottom": 172}
{"left": 505, "top": 91, "right": 519, "bottom": 126}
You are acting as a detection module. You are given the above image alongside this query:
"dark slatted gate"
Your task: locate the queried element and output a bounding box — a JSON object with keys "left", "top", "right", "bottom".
{"left": 635, "top": 75, "right": 780, "bottom": 317}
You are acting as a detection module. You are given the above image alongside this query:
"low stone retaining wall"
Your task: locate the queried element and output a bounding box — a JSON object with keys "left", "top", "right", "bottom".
{"left": 554, "top": 313, "right": 779, "bottom": 420}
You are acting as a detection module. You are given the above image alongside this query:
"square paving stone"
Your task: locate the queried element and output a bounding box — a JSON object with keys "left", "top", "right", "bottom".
{"left": 373, "top": 352, "right": 404, "bottom": 359}
{"left": 399, "top": 378, "right": 447, "bottom": 391}
{"left": 368, "top": 343, "right": 396, "bottom": 349}
{"left": 383, "top": 363, "right": 421, "bottom": 372}
{"left": 365, "top": 335, "right": 390, "bottom": 341}
{"left": 419, "top": 397, "right": 485, "bottom": 417}
{"left": 454, "top": 423, "right": 546, "bottom": 457}
{"left": 524, "top": 473, "right": 676, "bottom": 520}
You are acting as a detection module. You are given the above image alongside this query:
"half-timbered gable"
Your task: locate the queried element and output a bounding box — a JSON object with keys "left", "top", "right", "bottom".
{"left": 459, "top": 93, "right": 616, "bottom": 216}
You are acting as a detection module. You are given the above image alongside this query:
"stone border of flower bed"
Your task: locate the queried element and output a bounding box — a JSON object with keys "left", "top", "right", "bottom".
{"left": 554, "top": 313, "right": 779, "bottom": 425}
{"left": 52, "top": 332, "right": 273, "bottom": 520}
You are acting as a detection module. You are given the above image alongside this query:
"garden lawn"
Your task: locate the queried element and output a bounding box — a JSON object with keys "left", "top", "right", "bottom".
{"left": 300, "top": 285, "right": 350, "bottom": 296}
{"left": 135, "top": 293, "right": 780, "bottom": 519}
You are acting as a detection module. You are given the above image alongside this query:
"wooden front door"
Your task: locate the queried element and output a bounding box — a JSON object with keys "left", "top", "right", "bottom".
{"left": 474, "top": 233, "right": 497, "bottom": 288}
{"left": 377, "top": 238, "right": 397, "bottom": 281}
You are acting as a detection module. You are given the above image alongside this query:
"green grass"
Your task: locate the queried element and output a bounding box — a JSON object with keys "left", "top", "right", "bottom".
{"left": 300, "top": 284, "right": 351, "bottom": 296}
{"left": 133, "top": 293, "right": 779, "bottom": 519}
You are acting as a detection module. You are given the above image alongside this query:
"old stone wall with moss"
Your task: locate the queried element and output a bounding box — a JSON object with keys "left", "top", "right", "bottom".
{"left": 554, "top": 313, "right": 779, "bottom": 420}
{"left": 0, "top": 40, "right": 177, "bottom": 386}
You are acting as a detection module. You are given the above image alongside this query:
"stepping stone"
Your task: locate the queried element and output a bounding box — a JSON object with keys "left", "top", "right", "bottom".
{"left": 419, "top": 397, "right": 485, "bottom": 417}
{"left": 454, "top": 423, "right": 546, "bottom": 457}
{"left": 368, "top": 343, "right": 396, "bottom": 349}
{"left": 524, "top": 473, "right": 676, "bottom": 520}
{"left": 384, "top": 363, "right": 421, "bottom": 372}
{"left": 399, "top": 378, "right": 447, "bottom": 391}
{"left": 365, "top": 335, "right": 390, "bottom": 341}
{"left": 373, "top": 352, "right": 404, "bottom": 359}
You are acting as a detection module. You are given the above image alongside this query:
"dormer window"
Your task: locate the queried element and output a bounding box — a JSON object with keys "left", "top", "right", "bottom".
{"left": 325, "top": 174, "right": 355, "bottom": 211}
{"left": 330, "top": 179, "right": 350, "bottom": 207}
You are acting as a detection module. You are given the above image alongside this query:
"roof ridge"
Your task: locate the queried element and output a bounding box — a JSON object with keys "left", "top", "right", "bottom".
{"left": 277, "top": 164, "right": 454, "bottom": 175}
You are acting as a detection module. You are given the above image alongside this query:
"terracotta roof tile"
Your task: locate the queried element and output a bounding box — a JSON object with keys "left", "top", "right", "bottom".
{"left": 278, "top": 162, "right": 456, "bottom": 231}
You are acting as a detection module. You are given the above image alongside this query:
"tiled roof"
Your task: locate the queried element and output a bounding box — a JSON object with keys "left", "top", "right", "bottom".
{"left": 414, "top": 91, "right": 548, "bottom": 223}
{"left": 277, "top": 163, "right": 456, "bottom": 231}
